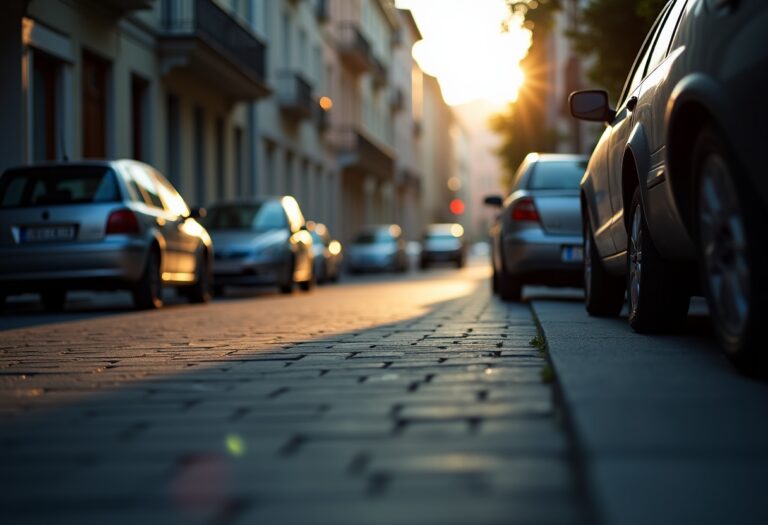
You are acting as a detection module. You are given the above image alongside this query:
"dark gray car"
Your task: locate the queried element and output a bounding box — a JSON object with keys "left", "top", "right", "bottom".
{"left": 485, "top": 153, "right": 587, "bottom": 301}
{"left": 570, "top": 0, "right": 768, "bottom": 367}
{"left": 0, "top": 160, "right": 212, "bottom": 310}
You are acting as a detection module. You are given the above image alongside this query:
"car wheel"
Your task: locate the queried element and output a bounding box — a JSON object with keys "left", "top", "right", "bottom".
{"left": 279, "top": 257, "right": 295, "bottom": 294}
{"left": 491, "top": 262, "right": 499, "bottom": 294}
{"left": 213, "top": 284, "right": 225, "bottom": 297}
{"left": 133, "top": 249, "right": 163, "bottom": 310}
{"left": 626, "top": 187, "right": 689, "bottom": 332}
{"left": 41, "top": 290, "right": 66, "bottom": 312}
{"left": 497, "top": 251, "right": 522, "bottom": 302}
{"left": 583, "top": 213, "right": 624, "bottom": 316}
{"left": 185, "top": 251, "right": 212, "bottom": 304}
{"left": 695, "top": 127, "right": 767, "bottom": 368}
{"left": 299, "top": 268, "right": 315, "bottom": 292}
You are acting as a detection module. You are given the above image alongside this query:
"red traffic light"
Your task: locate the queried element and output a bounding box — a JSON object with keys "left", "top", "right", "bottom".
{"left": 449, "top": 198, "right": 465, "bottom": 215}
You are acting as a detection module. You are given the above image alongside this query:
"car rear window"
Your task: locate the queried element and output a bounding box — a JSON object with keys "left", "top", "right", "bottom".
{"left": 204, "top": 202, "right": 288, "bottom": 231}
{"left": 354, "top": 231, "right": 395, "bottom": 244}
{"left": 527, "top": 160, "right": 588, "bottom": 190}
{"left": 0, "top": 167, "right": 121, "bottom": 208}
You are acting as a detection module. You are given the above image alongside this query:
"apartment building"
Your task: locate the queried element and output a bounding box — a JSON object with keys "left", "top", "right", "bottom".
{"left": 0, "top": 0, "right": 461, "bottom": 244}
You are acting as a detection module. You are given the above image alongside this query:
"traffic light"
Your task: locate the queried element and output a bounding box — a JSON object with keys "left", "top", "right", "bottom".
{"left": 449, "top": 198, "right": 465, "bottom": 215}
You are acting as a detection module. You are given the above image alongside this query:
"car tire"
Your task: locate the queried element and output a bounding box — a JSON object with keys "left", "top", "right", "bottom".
{"left": 694, "top": 127, "right": 768, "bottom": 370}
{"left": 583, "top": 213, "right": 625, "bottom": 316}
{"left": 626, "top": 187, "right": 690, "bottom": 333}
{"left": 41, "top": 290, "right": 66, "bottom": 312}
{"left": 279, "top": 257, "right": 295, "bottom": 294}
{"left": 213, "top": 284, "right": 225, "bottom": 297}
{"left": 133, "top": 249, "right": 163, "bottom": 310}
{"left": 491, "top": 263, "right": 499, "bottom": 294}
{"left": 299, "top": 269, "right": 314, "bottom": 292}
{"left": 497, "top": 250, "right": 522, "bottom": 301}
{"left": 185, "top": 251, "right": 212, "bottom": 304}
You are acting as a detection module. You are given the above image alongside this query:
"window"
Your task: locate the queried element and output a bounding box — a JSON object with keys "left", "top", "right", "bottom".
{"left": 193, "top": 106, "right": 206, "bottom": 205}
{"left": 126, "top": 164, "right": 164, "bottom": 209}
{"left": 234, "top": 127, "right": 244, "bottom": 196}
{"left": 82, "top": 51, "right": 109, "bottom": 158}
{"left": 131, "top": 74, "right": 149, "bottom": 161}
{"left": 165, "top": 93, "right": 180, "bottom": 186}
{"left": 215, "top": 117, "right": 225, "bottom": 200}
{"left": 527, "top": 160, "right": 588, "bottom": 190}
{"left": 647, "top": 0, "right": 687, "bottom": 73}
{"left": 32, "top": 51, "right": 61, "bottom": 161}
{"left": 618, "top": 3, "right": 670, "bottom": 105}
{"left": 155, "top": 172, "right": 190, "bottom": 218}
{"left": 204, "top": 202, "right": 288, "bottom": 231}
{"left": 0, "top": 167, "right": 119, "bottom": 207}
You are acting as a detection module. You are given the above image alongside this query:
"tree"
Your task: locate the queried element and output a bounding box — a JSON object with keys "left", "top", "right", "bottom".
{"left": 491, "top": 0, "right": 562, "bottom": 189}
{"left": 569, "top": 0, "right": 667, "bottom": 97}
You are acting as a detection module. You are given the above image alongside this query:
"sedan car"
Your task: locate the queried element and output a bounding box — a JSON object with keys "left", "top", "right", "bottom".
{"left": 420, "top": 223, "right": 466, "bottom": 269}
{"left": 346, "top": 225, "right": 407, "bottom": 273}
{"left": 308, "top": 222, "right": 343, "bottom": 283}
{"left": 485, "top": 153, "right": 588, "bottom": 301}
{"left": 569, "top": 0, "right": 768, "bottom": 367}
{"left": 204, "top": 197, "right": 314, "bottom": 295}
{"left": 0, "top": 160, "right": 212, "bottom": 310}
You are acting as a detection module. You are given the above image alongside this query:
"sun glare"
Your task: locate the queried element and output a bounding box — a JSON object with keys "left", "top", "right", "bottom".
{"left": 397, "top": 0, "right": 531, "bottom": 107}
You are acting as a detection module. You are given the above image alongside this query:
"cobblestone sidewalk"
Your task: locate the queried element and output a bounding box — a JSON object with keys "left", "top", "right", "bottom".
{"left": 0, "top": 278, "right": 591, "bottom": 525}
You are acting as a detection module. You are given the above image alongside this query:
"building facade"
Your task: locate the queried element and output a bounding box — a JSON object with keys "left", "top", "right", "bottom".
{"left": 0, "top": 0, "right": 460, "bottom": 244}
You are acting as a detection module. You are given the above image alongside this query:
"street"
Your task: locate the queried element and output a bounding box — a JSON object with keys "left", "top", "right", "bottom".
{"left": 2, "top": 259, "right": 766, "bottom": 524}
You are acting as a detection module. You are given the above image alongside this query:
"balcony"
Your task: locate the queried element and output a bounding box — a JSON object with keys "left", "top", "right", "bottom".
{"left": 159, "top": 0, "right": 269, "bottom": 101}
{"left": 337, "top": 23, "right": 373, "bottom": 74}
{"left": 278, "top": 71, "right": 314, "bottom": 120}
{"left": 335, "top": 126, "right": 395, "bottom": 179}
{"left": 316, "top": 0, "right": 329, "bottom": 22}
{"left": 371, "top": 56, "right": 388, "bottom": 88}
{"left": 103, "top": 0, "right": 155, "bottom": 11}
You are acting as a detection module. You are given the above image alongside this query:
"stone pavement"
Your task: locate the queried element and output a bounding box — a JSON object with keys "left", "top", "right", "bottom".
{"left": 0, "top": 270, "right": 592, "bottom": 525}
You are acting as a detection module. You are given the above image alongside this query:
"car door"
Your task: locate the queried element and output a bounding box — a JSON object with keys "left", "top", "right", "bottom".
{"left": 153, "top": 170, "right": 201, "bottom": 278}
{"left": 605, "top": 3, "right": 671, "bottom": 252}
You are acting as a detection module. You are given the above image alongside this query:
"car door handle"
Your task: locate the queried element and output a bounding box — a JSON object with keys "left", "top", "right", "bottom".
{"left": 626, "top": 96, "right": 638, "bottom": 112}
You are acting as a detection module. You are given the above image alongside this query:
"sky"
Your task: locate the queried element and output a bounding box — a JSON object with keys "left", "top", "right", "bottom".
{"left": 396, "top": 0, "right": 532, "bottom": 107}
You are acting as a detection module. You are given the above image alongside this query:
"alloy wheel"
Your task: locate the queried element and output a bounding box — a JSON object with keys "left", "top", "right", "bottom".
{"left": 628, "top": 204, "right": 643, "bottom": 317}
{"left": 698, "top": 153, "right": 750, "bottom": 339}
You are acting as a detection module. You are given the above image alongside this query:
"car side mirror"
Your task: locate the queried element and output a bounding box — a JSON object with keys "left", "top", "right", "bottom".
{"left": 569, "top": 90, "right": 615, "bottom": 122}
{"left": 484, "top": 195, "right": 503, "bottom": 208}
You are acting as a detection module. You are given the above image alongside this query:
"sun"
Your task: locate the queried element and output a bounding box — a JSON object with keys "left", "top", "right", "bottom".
{"left": 397, "top": 0, "right": 532, "bottom": 107}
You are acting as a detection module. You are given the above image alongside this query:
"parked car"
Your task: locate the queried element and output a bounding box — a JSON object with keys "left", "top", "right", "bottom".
{"left": 308, "top": 221, "right": 343, "bottom": 283}
{"left": 204, "top": 197, "right": 314, "bottom": 295}
{"left": 346, "top": 224, "right": 407, "bottom": 273}
{"left": 485, "top": 153, "right": 588, "bottom": 301}
{"left": 0, "top": 160, "right": 212, "bottom": 310}
{"left": 420, "top": 223, "right": 467, "bottom": 269}
{"left": 570, "top": 0, "right": 768, "bottom": 366}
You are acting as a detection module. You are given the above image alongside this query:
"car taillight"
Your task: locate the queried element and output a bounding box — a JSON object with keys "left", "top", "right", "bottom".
{"left": 106, "top": 209, "right": 140, "bottom": 234}
{"left": 511, "top": 197, "right": 540, "bottom": 222}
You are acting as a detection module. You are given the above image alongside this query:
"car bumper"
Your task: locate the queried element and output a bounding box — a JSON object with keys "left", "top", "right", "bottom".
{"left": 0, "top": 239, "right": 147, "bottom": 292}
{"left": 502, "top": 230, "right": 583, "bottom": 275}
{"left": 213, "top": 258, "right": 285, "bottom": 285}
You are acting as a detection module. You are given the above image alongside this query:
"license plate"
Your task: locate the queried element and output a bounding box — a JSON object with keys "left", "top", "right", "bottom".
{"left": 22, "top": 225, "right": 77, "bottom": 242}
{"left": 561, "top": 245, "right": 584, "bottom": 262}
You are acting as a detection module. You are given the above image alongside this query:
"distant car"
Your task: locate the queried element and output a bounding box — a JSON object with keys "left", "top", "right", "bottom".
{"left": 420, "top": 223, "right": 466, "bottom": 269}
{"left": 569, "top": 0, "right": 768, "bottom": 366}
{"left": 308, "top": 221, "right": 343, "bottom": 283}
{"left": 204, "top": 197, "right": 314, "bottom": 294}
{"left": 346, "top": 224, "right": 407, "bottom": 273}
{"left": 485, "top": 153, "right": 588, "bottom": 301}
{"left": 0, "top": 160, "right": 212, "bottom": 311}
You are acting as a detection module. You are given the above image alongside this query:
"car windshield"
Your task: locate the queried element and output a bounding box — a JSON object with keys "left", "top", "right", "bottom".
{"left": 204, "top": 202, "right": 287, "bottom": 231}
{"left": 0, "top": 166, "right": 120, "bottom": 208}
{"left": 528, "top": 160, "right": 588, "bottom": 190}
{"left": 354, "top": 231, "right": 395, "bottom": 244}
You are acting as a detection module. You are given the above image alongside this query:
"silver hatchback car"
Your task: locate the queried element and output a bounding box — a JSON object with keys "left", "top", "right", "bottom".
{"left": 485, "top": 153, "right": 588, "bottom": 301}
{"left": 0, "top": 160, "right": 212, "bottom": 311}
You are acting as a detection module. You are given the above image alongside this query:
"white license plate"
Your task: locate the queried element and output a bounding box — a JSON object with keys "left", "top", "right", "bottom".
{"left": 561, "top": 245, "right": 584, "bottom": 262}
{"left": 23, "top": 225, "right": 77, "bottom": 242}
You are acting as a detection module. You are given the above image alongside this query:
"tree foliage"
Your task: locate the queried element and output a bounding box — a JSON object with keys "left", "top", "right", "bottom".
{"left": 569, "top": 0, "right": 667, "bottom": 97}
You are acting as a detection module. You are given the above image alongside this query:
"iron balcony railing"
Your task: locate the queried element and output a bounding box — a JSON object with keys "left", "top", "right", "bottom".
{"left": 161, "top": 0, "right": 266, "bottom": 82}
{"left": 277, "top": 71, "right": 314, "bottom": 119}
{"left": 336, "top": 126, "right": 394, "bottom": 178}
